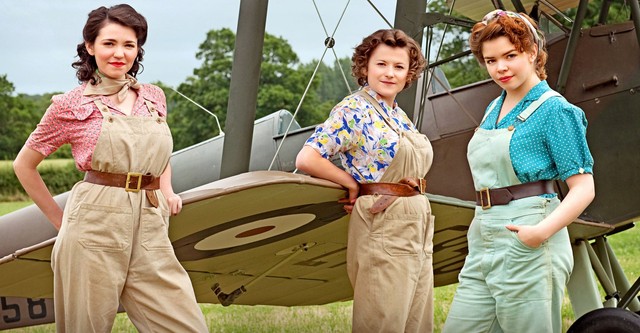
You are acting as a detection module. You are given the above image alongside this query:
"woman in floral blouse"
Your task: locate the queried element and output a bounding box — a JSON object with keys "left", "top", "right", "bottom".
{"left": 296, "top": 29, "right": 434, "bottom": 332}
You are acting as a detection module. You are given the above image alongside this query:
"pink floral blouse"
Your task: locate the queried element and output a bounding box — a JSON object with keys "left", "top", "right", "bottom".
{"left": 26, "top": 82, "right": 167, "bottom": 171}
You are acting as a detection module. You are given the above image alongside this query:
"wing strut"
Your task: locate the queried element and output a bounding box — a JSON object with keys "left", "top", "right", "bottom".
{"left": 211, "top": 243, "right": 314, "bottom": 306}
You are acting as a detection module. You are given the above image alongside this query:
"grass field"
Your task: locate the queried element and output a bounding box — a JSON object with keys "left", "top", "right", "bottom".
{"left": 0, "top": 201, "right": 33, "bottom": 215}
{"left": 1, "top": 203, "right": 638, "bottom": 332}
{"left": 0, "top": 159, "right": 73, "bottom": 170}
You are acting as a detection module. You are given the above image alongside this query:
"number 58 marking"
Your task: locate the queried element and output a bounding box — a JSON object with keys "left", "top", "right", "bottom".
{"left": 1, "top": 297, "right": 48, "bottom": 323}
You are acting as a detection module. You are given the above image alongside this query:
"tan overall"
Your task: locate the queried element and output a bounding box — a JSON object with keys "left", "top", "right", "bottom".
{"left": 347, "top": 92, "right": 435, "bottom": 332}
{"left": 51, "top": 99, "right": 208, "bottom": 332}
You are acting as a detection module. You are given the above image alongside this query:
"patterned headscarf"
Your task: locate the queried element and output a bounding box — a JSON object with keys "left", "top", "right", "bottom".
{"left": 481, "top": 9, "right": 543, "bottom": 50}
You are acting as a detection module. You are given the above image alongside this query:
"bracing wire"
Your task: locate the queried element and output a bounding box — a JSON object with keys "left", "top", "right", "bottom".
{"left": 312, "top": 0, "right": 354, "bottom": 94}
{"left": 170, "top": 87, "right": 225, "bottom": 136}
{"left": 417, "top": 0, "right": 479, "bottom": 129}
{"left": 366, "top": 0, "right": 393, "bottom": 28}
{"left": 267, "top": 0, "right": 352, "bottom": 171}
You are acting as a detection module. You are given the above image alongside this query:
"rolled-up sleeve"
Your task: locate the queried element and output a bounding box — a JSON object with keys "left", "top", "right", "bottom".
{"left": 304, "top": 105, "right": 358, "bottom": 159}
{"left": 545, "top": 105, "right": 594, "bottom": 181}
{"left": 26, "top": 101, "right": 71, "bottom": 157}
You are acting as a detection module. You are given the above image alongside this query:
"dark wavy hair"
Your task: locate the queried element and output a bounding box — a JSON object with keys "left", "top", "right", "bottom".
{"left": 469, "top": 12, "right": 548, "bottom": 80}
{"left": 72, "top": 4, "right": 148, "bottom": 84}
{"left": 351, "top": 29, "right": 426, "bottom": 89}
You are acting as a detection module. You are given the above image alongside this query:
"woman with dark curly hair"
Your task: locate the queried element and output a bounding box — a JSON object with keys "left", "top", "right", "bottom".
{"left": 442, "top": 10, "right": 594, "bottom": 333}
{"left": 13, "top": 4, "right": 207, "bottom": 332}
{"left": 296, "top": 29, "right": 434, "bottom": 332}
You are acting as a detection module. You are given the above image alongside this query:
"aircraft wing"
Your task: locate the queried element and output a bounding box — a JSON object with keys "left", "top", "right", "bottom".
{"left": 451, "top": 0, "right": 579, "bottom": 20}
{"left": 0, "top": 170, "right": 476, "bottom": 308}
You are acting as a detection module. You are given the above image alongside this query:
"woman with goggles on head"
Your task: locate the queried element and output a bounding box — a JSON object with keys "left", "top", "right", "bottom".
{"left": 442, "top": 10, "right": 595, "bottom": 333}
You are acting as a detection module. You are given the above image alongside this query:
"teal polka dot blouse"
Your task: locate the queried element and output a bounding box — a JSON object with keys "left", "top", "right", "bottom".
{"left": 478, "top": 80, "right": 594, "bottom": 182}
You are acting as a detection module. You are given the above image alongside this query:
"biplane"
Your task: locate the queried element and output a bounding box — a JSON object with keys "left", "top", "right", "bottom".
{"left": 1, "top": 0, "right": 639, "bottom": 331}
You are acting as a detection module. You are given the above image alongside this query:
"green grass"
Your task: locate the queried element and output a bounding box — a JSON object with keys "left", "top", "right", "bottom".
{"left": 0, "top": 201, "right": 33, "bottom": 216}
{"left": 0, "top": 159, "right": 74, "bottom": 170}
{"left": 2, "top": 202, "right": 638, "bottom": 332}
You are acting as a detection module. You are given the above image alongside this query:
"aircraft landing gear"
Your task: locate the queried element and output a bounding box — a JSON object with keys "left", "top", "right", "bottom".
{"left": 567, "top": 308, "right": 640, "bottom": 333}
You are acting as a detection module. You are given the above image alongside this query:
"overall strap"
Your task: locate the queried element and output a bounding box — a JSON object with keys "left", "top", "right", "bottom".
{"left": 480, "top": 90, "right": 562, "bottom": 126}
{"left": 92, "top": 99, "right": 111, "bottom": 118}
{"left": 143, "top": 99, "right": 161, "bottom": 118}
{"left": 356, "top": 90, "right": 401, "bottom": 135}
{"left": 480, "top": 96, "right": 502, "bottom": 125}
{"left": 516, "top": 90, "right": 562, "bottom": 122}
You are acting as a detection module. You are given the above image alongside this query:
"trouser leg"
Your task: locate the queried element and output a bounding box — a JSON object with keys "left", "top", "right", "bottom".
{"left": 405, "top": 214, "right": 435, "bottom": 333}
{"left": 551, "top": 228, "right": 573, "bottom": 332}
{"left": 52, "top": 198, "right": 132, "bottom": 333}
{"left": 494, "top": 202, "right": 572, "bottom": 333}
{"left": 443, "top": 217, "right": 503, "bottom": 333}
{"left": 121, "top": 206, "right": 208, "bottom": 333}
{"left": 347, "top": 196, "right": 432, "bottom": 333}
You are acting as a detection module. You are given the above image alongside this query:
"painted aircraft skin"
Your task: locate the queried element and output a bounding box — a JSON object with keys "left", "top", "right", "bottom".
{"left": 1, "top": 0, "right": 640, "bottom": 330}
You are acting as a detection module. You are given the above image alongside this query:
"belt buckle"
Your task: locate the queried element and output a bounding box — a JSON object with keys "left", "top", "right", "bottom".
{"left": 479, "top": 187, "right": 491, "bottom": 210}
{"left": 125, "top": 172, "right": 143, "bottom": 192}
{"left": 418, "top": 178, "right": 427, "bottom": 194}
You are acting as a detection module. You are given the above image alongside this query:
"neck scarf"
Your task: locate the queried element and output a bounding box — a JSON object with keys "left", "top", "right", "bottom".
{"left": 83, "top": 71, "right": 141, "bottom": 103}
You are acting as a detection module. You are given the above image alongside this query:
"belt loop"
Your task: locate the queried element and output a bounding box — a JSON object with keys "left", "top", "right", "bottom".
{"left": 419, "top": 178, "right": 427, "bottom": 194}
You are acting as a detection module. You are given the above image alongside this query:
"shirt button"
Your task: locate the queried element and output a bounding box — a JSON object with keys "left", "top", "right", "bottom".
{"left": 579, "top": 167, "right": 585, "bottom": 174}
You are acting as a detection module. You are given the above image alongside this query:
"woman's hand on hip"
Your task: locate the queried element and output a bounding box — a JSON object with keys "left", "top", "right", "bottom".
{"left": 338, "top": 182, "right": 359, "bottom": 214}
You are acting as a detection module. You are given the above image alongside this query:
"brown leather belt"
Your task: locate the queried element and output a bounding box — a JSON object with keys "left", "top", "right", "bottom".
{"left": 84, "top": 170, "right": 160, "bottom": 192}
{"left": 358, "top": 177, "right": 427, "bottom": 214}
{"left": 476, "top": 180, "right": 555, "bottom": 209}
{"left": 358, "top": 177, "right": 427, "bottom": 197}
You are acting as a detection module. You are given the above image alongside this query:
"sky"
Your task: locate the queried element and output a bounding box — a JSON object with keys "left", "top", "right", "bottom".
{"left": 0, "top": 0, "right": 398, "bottom": 95}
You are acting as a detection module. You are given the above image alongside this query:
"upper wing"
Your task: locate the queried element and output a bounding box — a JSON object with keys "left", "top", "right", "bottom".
{"left": 451, "top": 0, "right": 579, "bottom": 20}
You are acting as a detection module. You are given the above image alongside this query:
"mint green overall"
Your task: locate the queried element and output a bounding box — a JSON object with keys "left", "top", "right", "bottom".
{"left": 443, "top": 92, "right": 573, "bottom": 333}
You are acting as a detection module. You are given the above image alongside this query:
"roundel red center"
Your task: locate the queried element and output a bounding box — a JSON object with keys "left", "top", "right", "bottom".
{"left": 236, "top": 226, "right": 276, "bottom": 238}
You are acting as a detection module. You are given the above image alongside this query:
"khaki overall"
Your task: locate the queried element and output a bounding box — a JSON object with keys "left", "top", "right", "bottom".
{"left": 51, "top": 99, "right": 207, "bottom": 332}
{"left": 443, "top": 92, "right": 573, "bottom": 333}
{"left": 347, "top": 92, "right": 435, "bottom": 332}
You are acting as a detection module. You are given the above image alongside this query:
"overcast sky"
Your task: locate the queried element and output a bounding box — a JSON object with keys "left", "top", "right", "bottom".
{"left": 0, "top": 0, "right": 398, "bottom": 95}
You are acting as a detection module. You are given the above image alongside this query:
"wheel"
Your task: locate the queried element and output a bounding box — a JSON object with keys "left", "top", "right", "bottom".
{"left": 568, "top": 308, "right": 640, "bottom": 333}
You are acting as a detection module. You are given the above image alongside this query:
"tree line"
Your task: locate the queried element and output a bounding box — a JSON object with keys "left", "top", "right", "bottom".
{"left": 0, "top": 29, "right": 358, "bottom": 159}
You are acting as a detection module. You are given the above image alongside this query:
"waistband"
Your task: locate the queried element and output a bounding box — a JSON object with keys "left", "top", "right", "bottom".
{"left": 476, "top": 180, "right": 555, "bottom": 210}
{"left": 358, "top": 177, "right": 427, "bottom": 214}
{"left": 84, "top": 170, "right": 160, "bottom": 192}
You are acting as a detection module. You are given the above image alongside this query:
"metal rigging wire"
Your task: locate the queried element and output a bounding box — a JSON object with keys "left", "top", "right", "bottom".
{"left": 367, "top": 0, "right": 394, "bottom": 28}
{"left": 312, "top": 0, "right": 354, "bottom": 94}
{"left": 416, "top": 0, "right": 479, "bottom": 130}
{"left": 170, "top": 87, "right": 225, "bottom": 136}
{"left": 267, "top": 0, "right": 352, "bottom": 171}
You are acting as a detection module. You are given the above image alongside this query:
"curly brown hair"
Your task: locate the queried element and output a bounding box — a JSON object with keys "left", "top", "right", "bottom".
{"left": 72, "top": 4, "right": 148, "bottom": 84}
{"left": 469, "top": 12, "right": 547, "bottom": 80}
{"left": 351, "top": 29, "right": 426, "bottom": 89}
